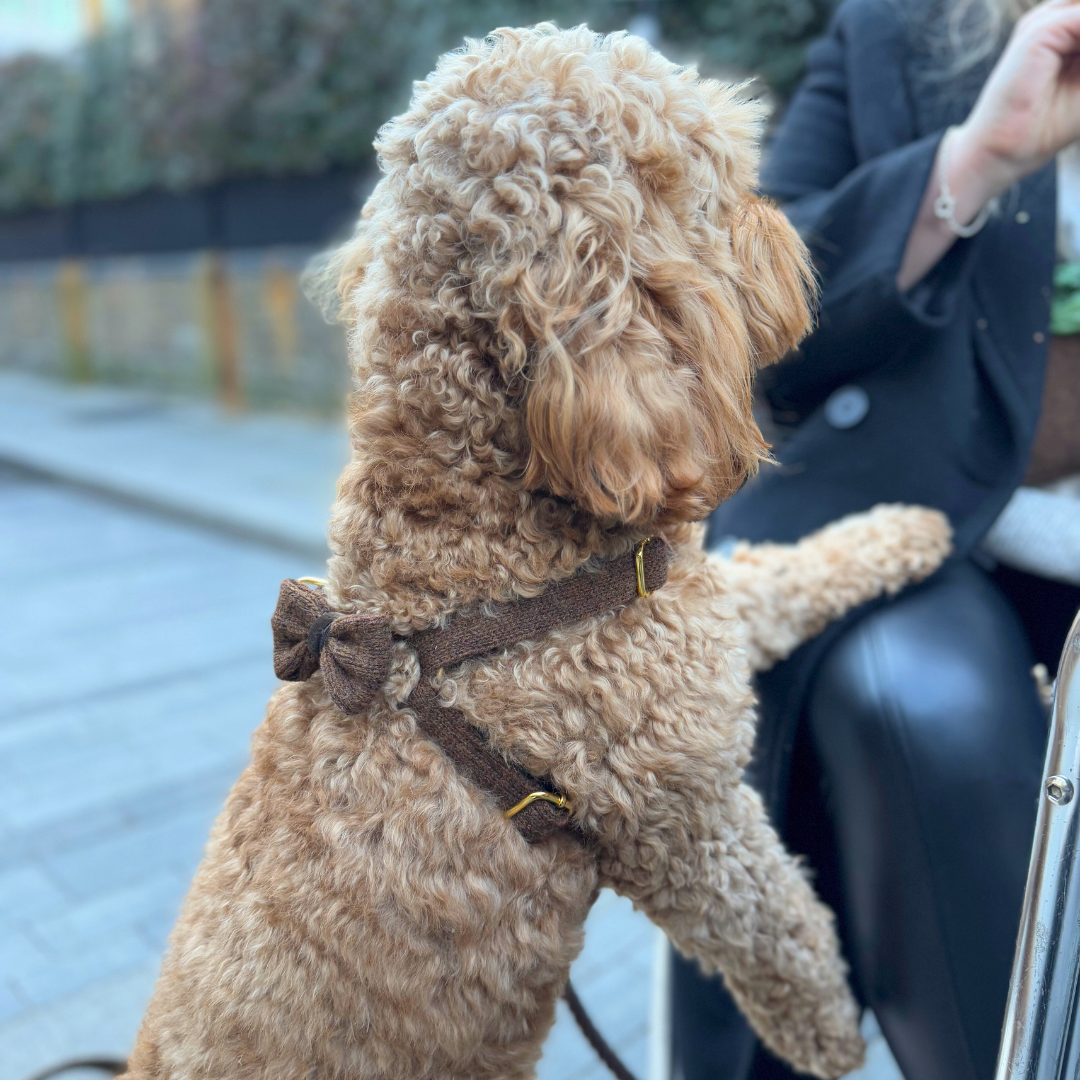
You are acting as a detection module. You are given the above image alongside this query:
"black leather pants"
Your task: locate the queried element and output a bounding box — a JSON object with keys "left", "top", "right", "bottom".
{"left": 671, "top": 560, "right": 1076, "bottom": 1080}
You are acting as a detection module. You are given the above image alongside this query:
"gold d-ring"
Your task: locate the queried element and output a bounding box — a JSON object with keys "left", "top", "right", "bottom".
{"left": 635, "top": 538, "right": 656, "bottom": 598}
{"left": 297, "top": 576, "right": 327, "bottom": 588}
{"left": 504, "top": 791, "right": 574, "bottom": 819}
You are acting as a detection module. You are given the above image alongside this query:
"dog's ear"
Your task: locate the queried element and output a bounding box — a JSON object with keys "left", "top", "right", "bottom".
{"left": 514, "top": 231, "right": 769, "bottom": 526}
{"left": 519, "top": 321, "right": 698, "bottom": 526}
{"left": 730, "top": 197, "right": 817, "bottom": 367}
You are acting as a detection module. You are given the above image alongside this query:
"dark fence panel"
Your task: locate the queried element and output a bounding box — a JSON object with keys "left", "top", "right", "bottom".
{"left": 78, "top": 190, "right": 213, "bottom": 255}
{"left": 0, "top": 207, "right": 76, "bottom": 261}
{"left": 217, "top": 171, "right": 367, "bottom": 248}
{"left": 0, "top": 168, "right": 371, "bottom": 261}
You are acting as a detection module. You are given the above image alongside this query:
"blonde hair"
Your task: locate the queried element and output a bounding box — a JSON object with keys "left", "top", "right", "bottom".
{"left": 943, "top": 0, "right": 1037, "bottom": 71}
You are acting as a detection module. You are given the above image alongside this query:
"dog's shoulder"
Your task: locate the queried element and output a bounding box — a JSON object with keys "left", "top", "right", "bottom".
{"left": 448, "top": 533, "right": 758, "bottom": 783}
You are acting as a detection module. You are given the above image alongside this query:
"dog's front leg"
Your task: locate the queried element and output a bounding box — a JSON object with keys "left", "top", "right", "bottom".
{"left": 601, "top": 778, "right": 864, "bottom": 1080}
{"left": 711, "top": 503, "right": 951, "bottom": 672}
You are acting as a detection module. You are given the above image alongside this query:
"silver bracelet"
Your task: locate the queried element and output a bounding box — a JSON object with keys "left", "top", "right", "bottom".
{"left": 933, "top": 126, "right": 995, "bottom": 238}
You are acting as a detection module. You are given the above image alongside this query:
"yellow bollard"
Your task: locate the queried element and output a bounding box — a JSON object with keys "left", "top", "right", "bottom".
{"left": 262, "top": 259, "right": 299, "bottom": 372}
{"left": 197, "top": 251, "right": 243, "bottom": 412}
{"left": 57, "top": 259, "right": 92, "bottom": 383}
{"left": 80, "top": 0, "right": 104, "bottom": 35}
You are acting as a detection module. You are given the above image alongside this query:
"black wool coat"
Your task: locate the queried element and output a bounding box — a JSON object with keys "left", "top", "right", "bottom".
{"left": 707, "top": 0, "right": 1056, "bottom": 813}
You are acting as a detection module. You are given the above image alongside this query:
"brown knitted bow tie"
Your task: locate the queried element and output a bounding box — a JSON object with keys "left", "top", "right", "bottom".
{"left": 271, "top": 579, "right": 394, "bottom": 715}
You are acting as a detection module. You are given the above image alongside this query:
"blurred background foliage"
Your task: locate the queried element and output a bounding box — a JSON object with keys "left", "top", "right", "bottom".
{"left": 662, "top": 0, "right": 836, "bottom": 101}
{"left": 0, "top": 0, "right": 837, "bottom": 215}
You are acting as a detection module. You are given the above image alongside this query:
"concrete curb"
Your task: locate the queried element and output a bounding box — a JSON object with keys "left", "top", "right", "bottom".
{"left": 0, "top": 372, "right": 346, "bottom": 561}
{"left": 1, "top": 455, "right": 330, "bottom": 561}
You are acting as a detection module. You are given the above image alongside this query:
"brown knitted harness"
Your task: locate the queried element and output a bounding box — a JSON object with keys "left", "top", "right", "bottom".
{"left": 271, "top": 537, "right": 670, "bottom": 842}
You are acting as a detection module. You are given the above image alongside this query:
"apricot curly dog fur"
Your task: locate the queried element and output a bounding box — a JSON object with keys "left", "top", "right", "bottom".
{"left": 125, "top": 25, "right": 952, "bottom": 1079}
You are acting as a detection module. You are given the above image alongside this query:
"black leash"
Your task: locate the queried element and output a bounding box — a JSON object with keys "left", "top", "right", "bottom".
{"left": 20, "top": 1060, "right": 126, "bottom": 1080}
{"left": 21, "top": 991, "right": 635, "bottom": 1080}
{"left": 565, "top": 980, "right": 641, "bottom": 1080}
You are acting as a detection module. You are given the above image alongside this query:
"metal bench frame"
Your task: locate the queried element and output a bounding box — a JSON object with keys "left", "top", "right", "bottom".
{"left": 997, "top": 607, "right": 1080, "bottom": 1080}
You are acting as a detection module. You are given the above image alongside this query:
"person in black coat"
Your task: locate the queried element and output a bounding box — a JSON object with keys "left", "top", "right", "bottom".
{"left": 670, "top": 2, "right": 1080, "bottom": 1079}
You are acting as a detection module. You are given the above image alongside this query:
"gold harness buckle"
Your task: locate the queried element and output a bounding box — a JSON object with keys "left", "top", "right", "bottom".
{"left": 635, "top": 537, "right": 656, "bottom": 599}
{"left": 504, "top": 791, "right": 573, "bottom": 819}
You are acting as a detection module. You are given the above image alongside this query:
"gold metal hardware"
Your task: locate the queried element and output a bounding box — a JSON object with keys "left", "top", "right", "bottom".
{"left": 1033, "top": 663, "right": 1055, "bottom": 712}
{"left": 504, "top": 791, "right": 573, "bottom": 819}
{"left": 297, "top": 576, "right": 327, "bottom": 588}
{"left": 635, "top": 538, "right": 655, "bottom": 599}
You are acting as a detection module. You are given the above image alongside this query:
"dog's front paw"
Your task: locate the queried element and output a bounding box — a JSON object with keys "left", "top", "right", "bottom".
{"left": 725, "top": 878, "right": 867, "bottom": 1080}
{"left": 758, "top": 981, "right": 865, "bottom": 1080}
{"left": 823, "top": 503, "right": 953, "bottom": 595}
{"left": 803, "top": 991, "right": 866, "bottom": 1080}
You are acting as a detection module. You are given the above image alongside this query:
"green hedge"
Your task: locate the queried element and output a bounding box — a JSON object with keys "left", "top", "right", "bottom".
{"left": 0, "top": 0, "right": 835, "bottom": 215}
{"left": 660, "top": 0, "right": 836, "bottom": 102}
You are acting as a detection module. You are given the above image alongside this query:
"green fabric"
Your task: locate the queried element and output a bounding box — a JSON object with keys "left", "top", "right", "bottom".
{"left": 1051, "top": 262, "right": 1080, "bottom": 336}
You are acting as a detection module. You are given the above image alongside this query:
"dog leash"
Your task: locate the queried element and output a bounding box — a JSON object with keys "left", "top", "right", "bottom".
{"left": 565, "top": 981, "right": 641, "bottom": 1080}
{"left": 19, "top": 1059, "right": 126, "bottom": 1080}
{"left": 18, "top": 987, "right": 641, "bottom": 1080}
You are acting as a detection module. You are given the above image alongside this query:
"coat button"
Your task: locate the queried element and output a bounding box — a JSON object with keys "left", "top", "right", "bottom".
{"left": 1016, "top": 211, "right": 1030, "bottom": 224}
{"left": 824, "top": 385, "right": 870, "bottom": 430}
{"left": 976, "top": 318, "right": 988, "bottom": 330}
{"left": 1034, "top": 331, "right": 1046, "bottom": 343}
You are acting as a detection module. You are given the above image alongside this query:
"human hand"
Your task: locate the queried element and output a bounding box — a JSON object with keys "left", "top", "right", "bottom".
{"left": 952, "top": 0, "right": 1080, "bottom": 201}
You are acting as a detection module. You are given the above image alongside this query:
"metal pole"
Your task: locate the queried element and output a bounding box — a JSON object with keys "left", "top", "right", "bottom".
{"left": 996, "top": 608, "right": 1080, "bottom": 1080}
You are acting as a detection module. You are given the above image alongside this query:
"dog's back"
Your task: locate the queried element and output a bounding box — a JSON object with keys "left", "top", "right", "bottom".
{"left": 128, "top": 668, "right": 597, "bottom": 1078}
{"left": 125, "top": 527, "right": 752, "bottom": 1078}
{"left": 126, "top": 504, "right": 951, "bottom": 1079}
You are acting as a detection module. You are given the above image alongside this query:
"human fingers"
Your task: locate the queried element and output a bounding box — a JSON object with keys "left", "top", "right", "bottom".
{"left": 962, "top": 0, "right": 1080, "bottom": 176}
{"left": 998, "top": 1, "right": 1080, "bottom": 86}
{"left": 1018, "top": 0, "right": 1079, "bottom": 26}
{"left": 1042, "top": 5, "right": 1080, "bottom": 48}
{"left": 985, "top": 3, "right": 1080, "bottom": 100}
{"left": 1015, "top": 0, "right": 1080, "bottom": 44}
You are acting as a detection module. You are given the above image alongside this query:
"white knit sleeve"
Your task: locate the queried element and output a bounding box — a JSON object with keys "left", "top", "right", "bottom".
{"left": 981, "top": 484, "right": 1080, "bottom": 585}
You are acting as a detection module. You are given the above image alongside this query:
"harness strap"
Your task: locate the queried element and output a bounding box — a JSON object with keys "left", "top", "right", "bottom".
{"left": 271, "top": 537, "right": 670, "bottom": 841}
{"left": 412, "top": 537, "right": 670, "bottom": 675}
{"left": 408, "top": 682, "right": 571, "bottom": 843}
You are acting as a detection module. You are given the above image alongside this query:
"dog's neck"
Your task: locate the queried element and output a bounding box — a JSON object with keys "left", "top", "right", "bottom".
{"left": 322, "top": 395, "right": 691, "bottom": 631}
{"left": 321, "top": 332, "right": 697, "bottom": 630}
{"left": 324, "top": 450, "right": 643, "bottom": 632}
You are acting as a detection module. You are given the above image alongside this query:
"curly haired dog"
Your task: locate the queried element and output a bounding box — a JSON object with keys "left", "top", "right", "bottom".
{"left": 125, "top": 25, "right": 951, "bottom": 1080}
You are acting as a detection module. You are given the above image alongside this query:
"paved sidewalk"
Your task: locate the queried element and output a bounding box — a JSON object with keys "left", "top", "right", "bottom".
{"left": 0, "top": 372, "right": 346, "bottom": 558}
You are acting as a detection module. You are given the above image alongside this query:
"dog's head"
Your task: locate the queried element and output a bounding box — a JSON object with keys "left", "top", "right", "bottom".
{"left": 327, "top": 24, "right": 814, "bottom": 530}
